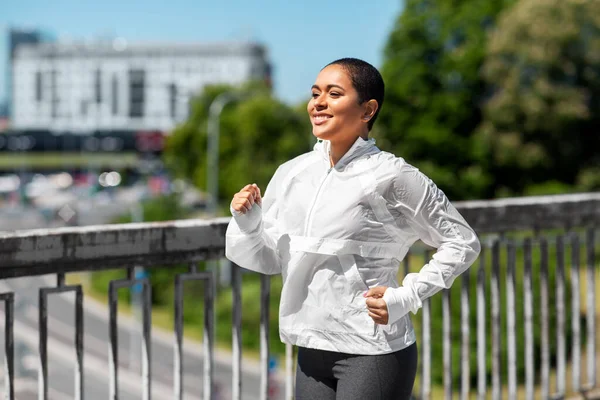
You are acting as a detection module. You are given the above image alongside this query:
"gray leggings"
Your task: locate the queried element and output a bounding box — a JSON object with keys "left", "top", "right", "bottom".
{"left": 295, "top": 343, "right": 418, "bottom": 400}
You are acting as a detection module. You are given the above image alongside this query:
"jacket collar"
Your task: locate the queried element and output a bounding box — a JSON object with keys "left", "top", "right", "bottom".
{"left": 314, "top": 136, "right": 379, "bottom": 171}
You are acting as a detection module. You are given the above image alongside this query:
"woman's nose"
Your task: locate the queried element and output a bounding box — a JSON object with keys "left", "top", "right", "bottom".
{"left": 313, "top": 94, "right": 326, "bottom": 108}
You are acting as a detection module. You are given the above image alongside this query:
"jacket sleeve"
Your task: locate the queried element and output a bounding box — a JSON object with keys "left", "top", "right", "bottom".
{"left": 225, "top": 168, "right": 282, "bottom": 275}
{"left": 382, "top": 163, "right": 481, "bottom": 324}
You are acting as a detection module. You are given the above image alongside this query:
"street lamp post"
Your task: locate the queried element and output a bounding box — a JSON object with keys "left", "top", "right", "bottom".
{"left": 206, "top": 91, "right": 242, "bottom": 287}
{"left": 206, "top": 91, "right": 239, "bottom": 217}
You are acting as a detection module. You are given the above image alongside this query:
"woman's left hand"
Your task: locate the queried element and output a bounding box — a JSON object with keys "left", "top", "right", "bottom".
{"left": 364, "top": 286, "right": 389, "bottom": 325}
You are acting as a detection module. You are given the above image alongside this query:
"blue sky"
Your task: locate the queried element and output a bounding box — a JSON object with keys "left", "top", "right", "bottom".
{"left": 1, "top": 0, "right": 404, "bottom": 106}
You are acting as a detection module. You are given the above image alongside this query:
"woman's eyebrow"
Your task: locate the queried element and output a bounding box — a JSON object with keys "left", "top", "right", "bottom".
{"left": 311, "top": 84, "right": 345, "bottom": 91}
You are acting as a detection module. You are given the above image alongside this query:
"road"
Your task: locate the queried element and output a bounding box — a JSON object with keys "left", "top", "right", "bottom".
{"left": 0, "top": 185, "right": 142, "bottom": 231}
{"left": 0, "top": 274, "right": 286, "bottom": 399}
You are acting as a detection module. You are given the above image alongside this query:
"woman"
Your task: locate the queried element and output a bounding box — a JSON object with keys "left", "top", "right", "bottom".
{"left": 225, "top": 58, "right": 480, "bottom": 400}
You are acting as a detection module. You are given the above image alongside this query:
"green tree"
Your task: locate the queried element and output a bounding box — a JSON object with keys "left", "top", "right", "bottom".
{"left": 478, "top": 0, "right": 600, "bottom": 197}
{"left": 378, "top": 0, "right": 513, "bottom": 200}
{"left": 163, "top": 82, "right": 312, "bottom": 214}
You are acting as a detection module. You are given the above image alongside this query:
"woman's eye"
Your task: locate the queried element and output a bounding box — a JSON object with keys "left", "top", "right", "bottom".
{"left": 312, "top": 92, "right": 320, "bottom": 98}
{"left": 330, "top": 92, "right": 340, "bottom": 97}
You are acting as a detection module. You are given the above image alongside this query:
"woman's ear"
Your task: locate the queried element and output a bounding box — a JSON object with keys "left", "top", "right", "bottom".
{"left": 362, "top": 99, "right": 378, "bottom": 121}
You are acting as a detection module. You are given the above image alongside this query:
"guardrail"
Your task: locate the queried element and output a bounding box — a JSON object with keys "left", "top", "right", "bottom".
{"left": 0, "top": 192, "right": 598, "bottom": 399}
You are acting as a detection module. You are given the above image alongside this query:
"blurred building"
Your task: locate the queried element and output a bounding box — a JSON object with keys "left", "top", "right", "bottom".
{"left": 6, "top": 28, "right": 52, "bottom": 121}
{"left": 11, "top": 37, "right": 271, "bottom": 133}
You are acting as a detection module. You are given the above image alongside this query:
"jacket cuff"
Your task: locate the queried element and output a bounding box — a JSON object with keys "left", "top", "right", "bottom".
{"left": 230, "top": 203, "right": 262, "bottom": 234}
{"left": 382, "top": 286, "right": 416, "bottom": 324}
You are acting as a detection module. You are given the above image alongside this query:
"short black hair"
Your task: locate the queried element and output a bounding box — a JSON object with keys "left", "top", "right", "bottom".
{"left": 324, "top": 58, "right": 385, "bottom": 131}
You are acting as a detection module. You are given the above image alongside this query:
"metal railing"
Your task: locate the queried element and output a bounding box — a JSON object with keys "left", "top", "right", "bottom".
{"left": 0, "top": 192, "right": 598, "bottom": 399}
{"left": 411, "top": 230, "right": 598, "bottom": 400}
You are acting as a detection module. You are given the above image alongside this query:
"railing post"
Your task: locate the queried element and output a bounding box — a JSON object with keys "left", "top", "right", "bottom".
{"left": 460, "top": 267, "right": 470, "bottom": 400}
{"left": 442, "top": 287, "right": 452, "bottom": 399}
{"left": 570, "top": 233, "right": 581, "bottom": 393}
{"left": 555, "top": 235, "right": 566, "bottom": 397}
{"left": 173, "top": 265, "right": 215, "bottom": 400}
{"left": 142, "top": 277, "right": 152, "bottom": 400}
{"left": 585, "top": 227, "right": 596, "bottom": 391}
{"left": 204, "top": 271, "right": 215, "bottom": 400}
{"left": 231, "top": 264, "right": 243, "bottom": 400}
{"left": 540, "top": 237, "right": 551, "bottom": 399}
{"left": 506, "top": 240, "right": 517, "bottom": 399}
{"left": 39, "top": 280, "right": 85, "bottom": 400}
{"left": 259, "top": 274, "right": 271, "bottom": 400}
{"left": 38, "top": 289, "right": 48, "bottom": 400}
{"left": 420, "top": 250, "right": 432, "bottom": 400}
{"left": 0, "top": 293, "right": 15, "bottom": 400}
{"left": 523, "top": 238, "right": 534, "bottom": 400}
{"left": 108, "top": 270, "right": 152, "bottom": 400}
{"left": 174, "top": 273, "right": 184, "bottom": 400}
{"left": 476, "top": 248, "right": 487, "bottom": 400}
{"left": 491, "top": 240, "right": 501, "bottom": 400}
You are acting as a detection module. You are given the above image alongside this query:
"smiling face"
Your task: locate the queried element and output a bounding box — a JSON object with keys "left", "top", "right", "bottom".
{"left": 307, "top": 64, "right": 375, "bottom": 145}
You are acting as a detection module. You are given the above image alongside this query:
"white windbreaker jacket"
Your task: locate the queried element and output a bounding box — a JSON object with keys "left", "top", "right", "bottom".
{"left": 226, "top": 137, "right": 480, "bottom": 355}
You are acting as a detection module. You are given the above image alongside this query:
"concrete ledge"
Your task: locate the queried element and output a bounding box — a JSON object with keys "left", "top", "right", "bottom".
{"left": 1, "top": 192, "right": 598, "bottom": 277}
{"left": 0, "top": 217, "right": 230, "bottom": 278}
{"left": 454, "top": 191, "right": 600, "bottom": 233}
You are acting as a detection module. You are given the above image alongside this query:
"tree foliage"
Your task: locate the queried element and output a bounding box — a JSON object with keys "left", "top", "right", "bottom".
{"left": 379, "top": 0, "right": 513, "bottom": 200}
{"left": 163, "top": 82, "right": 312, "bottom": 213}
{"left": 478, "top": 0, "right": 600, "bottom": 196}
{"left": 379, "top": 0, "right": 599, "bottom": 199}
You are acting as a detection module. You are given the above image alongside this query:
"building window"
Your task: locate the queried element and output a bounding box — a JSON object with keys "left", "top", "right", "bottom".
{"left": 35, "top": 71, "right": 42, "bottom": 101}
{"left": 50, "top": 70, "right": 59, "bottom": 118}
{"left": 169, "top": 83, "right": 177, "bottom": 118}
{"left": 95, "top": 69, "right": 102, "bottom": 103}
{"left": 128, "top": 69, "right": 145, "bottom": 118}
{"left": 112, "top": 75, "right": 118, "bottom": 115}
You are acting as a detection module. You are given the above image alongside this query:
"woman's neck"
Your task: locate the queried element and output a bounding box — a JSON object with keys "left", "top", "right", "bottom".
{"left": 328, "top": 134, "right": 368, "bottom": 167}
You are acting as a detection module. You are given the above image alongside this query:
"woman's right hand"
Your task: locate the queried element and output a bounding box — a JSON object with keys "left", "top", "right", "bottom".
{"left": 231, "top": 184, "right": 262, "bottom": 214}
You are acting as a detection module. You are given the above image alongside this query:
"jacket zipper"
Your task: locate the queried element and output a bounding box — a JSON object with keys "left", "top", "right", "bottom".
{"left": 303, "top": 167, "right": 333, "bottom": 236}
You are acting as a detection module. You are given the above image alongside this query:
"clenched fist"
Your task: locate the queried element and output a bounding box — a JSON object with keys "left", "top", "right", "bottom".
{"left": 365, "top": 286, "right": 389, "bottom": 325}
{"left": 231, "top": 184, "right": 262, "bottom": 214}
